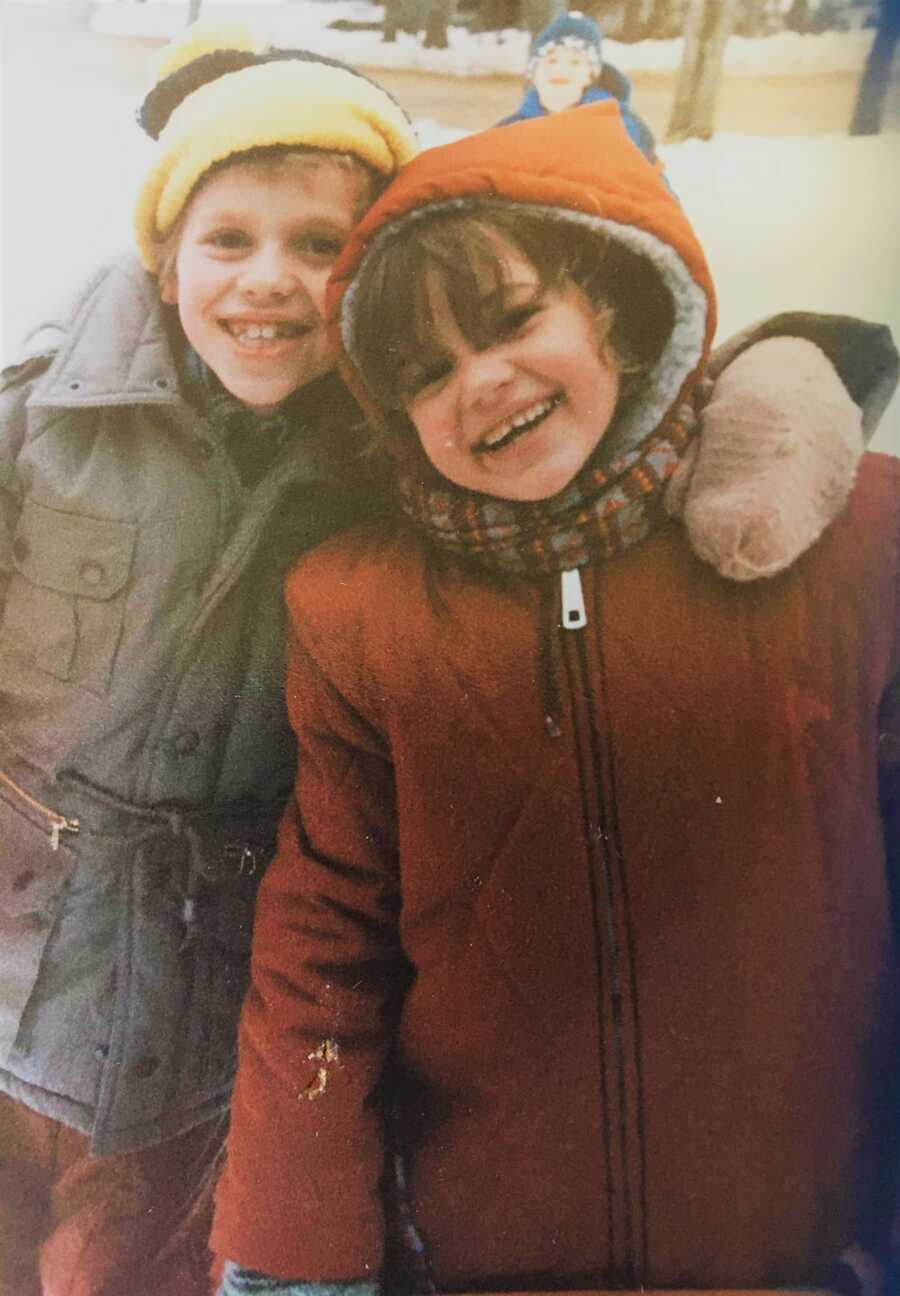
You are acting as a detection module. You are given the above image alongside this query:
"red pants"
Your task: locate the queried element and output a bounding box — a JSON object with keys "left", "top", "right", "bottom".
{"left": 0, "top": 1091, "right": 222, "bottom": 1296}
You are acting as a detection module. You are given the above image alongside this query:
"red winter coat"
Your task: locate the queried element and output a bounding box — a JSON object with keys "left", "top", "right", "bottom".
{"left": 214, "top": 454, "right": 900, "bottom": 1289}
{"left": 214, "top": 105, "right": 900, "bottom": 1290}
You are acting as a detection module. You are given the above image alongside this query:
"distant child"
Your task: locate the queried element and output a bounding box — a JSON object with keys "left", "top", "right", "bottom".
{"left": 0, "top": 23, "right": 417, "bottom": 1296}
{"left": 498, "top": 10, "right": 660, "bottom": 166}
{"left": 212, "top": 104, "right": 900, "bottom": 1296}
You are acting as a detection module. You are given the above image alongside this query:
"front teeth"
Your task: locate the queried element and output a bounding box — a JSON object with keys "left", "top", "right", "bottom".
{"left": 237, "top": 324, "right": 278, "bottom": 342}
{"left": 483, "top": 397, "right": 557, "bottom": 448}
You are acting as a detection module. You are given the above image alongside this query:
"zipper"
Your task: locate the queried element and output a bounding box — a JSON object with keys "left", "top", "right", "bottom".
{"left": 556, "top": 577, "right": 645, "bottom": 1283}
{"left": 561, "top": 567, "right": 588, "bottom": 629}
{"left": 0, "top": 768, "right": 80, "bottom": 851}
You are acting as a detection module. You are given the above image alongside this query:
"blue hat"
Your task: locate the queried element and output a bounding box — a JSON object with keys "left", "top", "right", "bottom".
{"left": 528, "top": 11, "right": 604, "bottom": 80}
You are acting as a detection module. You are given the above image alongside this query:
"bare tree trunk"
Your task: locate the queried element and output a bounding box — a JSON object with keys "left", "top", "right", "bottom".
{"left": 850, "top": 0, "right": 900, "bottom": 135}
{"left": 384, "top": 0, "right": 422, "bottom": 41}
{"left": 647, "top": 0, "right": 680, "bottom": 38}
{"left": 424, "top": 0, "right": 453, "bottom": 48}
{"left": 488, "top": 2, "right": 523, "bottom": 33}
{"left": 739, "top": 0, "right": 769, "bottom": 36}
{"left": 667, "top": 0, "right": 739, "bottom": 140}
{"left": 620, "top": 0, "right": 647, "bottom": 41}
{"left": 784, "top": 0, "right": 810, "bottom": 32}
{"left": 522, "top": 0, "right": 567, "bottom": 36}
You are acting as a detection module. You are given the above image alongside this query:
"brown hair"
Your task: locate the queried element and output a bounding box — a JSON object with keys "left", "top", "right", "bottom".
{"left": 349, "top": 203, "right": 676, "bottom": 434}
{"left": 153, "top": 145, "right": 384, "bottom": 286}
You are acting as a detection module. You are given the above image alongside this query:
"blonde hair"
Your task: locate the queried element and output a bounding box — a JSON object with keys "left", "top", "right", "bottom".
{"left": 153, "top": 145, "right": 383, "bottom": 286}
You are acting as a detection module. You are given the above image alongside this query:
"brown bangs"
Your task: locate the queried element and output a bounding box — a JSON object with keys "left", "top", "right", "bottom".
{"left": 348, "top": 201, "right": 676, "bottom": 421}
{"left": 350, "top": 211, "right": 522, "bottom": 414}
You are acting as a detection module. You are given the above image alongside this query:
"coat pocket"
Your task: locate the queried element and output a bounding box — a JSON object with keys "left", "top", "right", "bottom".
{"left": 0, "top": 498, "right": 136, "bottom": 696}
{"left": 0, "top": 770, "right": 78, "bottom": 1063}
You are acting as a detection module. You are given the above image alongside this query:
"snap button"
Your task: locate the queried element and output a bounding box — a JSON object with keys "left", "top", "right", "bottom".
{"left": 172, "top": 730, "right": 200, "bottom": 756}
{"left": 79, "top": 560, "right": 106, "bottom": 587}
{"left": 94, "top": 1043, "right": 109, "bottom": 1061}
{"left": 67, "top": 380, "right": 82, "bottom": 392}
{"left": 195, "top": 440, "right": 214, "bottom": 461}
{"left": 153, "top": 377, "right": 170, "bottom": 390}
{"left": 12, "top": 537, "right": 29, "bottom": 563}
{"left": 11, "top": 870, "right": 35, "bottom": 892}
{"left": 133, "top": 1054, "right": 159, "bottom": 1079}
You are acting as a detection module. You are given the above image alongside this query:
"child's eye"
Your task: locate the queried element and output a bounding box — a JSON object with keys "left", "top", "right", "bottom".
{"left": 496, "top": 304, "right": 540, "bottom": 339}
{"left": 398, "top": 357, "right": 453, "bottom": 401}
{"left": 294, "top": 233, "right": 345, "bottom": 261}
{"left": 207, "top": 229, "right": 251, "bottom": 251}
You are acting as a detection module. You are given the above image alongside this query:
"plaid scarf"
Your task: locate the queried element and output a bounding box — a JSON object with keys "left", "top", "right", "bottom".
{"left": 396, "top": 408, "right": 697, "bottom": 576}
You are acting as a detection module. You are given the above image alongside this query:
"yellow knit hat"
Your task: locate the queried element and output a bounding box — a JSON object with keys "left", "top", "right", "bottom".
{"left": 133, "top": 23, "right": 419, "bottom": 272}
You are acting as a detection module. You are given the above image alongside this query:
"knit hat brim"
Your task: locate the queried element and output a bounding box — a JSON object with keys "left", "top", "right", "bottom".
{"left": 527, "top": 12, "right": 604, "bottom": 80}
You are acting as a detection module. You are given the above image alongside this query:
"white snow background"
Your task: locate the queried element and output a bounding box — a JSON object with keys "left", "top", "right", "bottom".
{"left": 2, "top": 1, "right": 899, "bottom": 451}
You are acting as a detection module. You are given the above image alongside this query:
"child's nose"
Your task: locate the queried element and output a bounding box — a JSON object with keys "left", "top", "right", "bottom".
{"left": 462, "top": 348, "right": 515, "bottom": 404}
{"left": 240, "top": 245, "right": 300, "bottom": 299}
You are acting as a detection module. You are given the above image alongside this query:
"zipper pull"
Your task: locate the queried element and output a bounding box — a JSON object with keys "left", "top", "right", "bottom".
{"left": 560, "top": 568, "right": 587, "bottom": 630}
{"left": 49, "top": 816, "right": 80, "bottom": 852}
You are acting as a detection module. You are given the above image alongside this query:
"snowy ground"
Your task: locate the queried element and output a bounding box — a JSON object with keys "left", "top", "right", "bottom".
{"left": 2, "top": 5, "right": 899, "bottom": 451}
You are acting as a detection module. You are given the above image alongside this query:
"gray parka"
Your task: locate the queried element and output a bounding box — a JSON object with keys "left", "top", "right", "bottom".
{"left": 0, "top": 253, "right": 375, "bottom": 1154}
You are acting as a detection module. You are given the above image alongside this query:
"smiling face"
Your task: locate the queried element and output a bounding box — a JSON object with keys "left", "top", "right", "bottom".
{"left": 397, "top": 239, "right": 620, "bottom": 502}
{"left": 532, "top": 46, "right": 595, "bottom": 113}
{"left": 161, "top": 153, "right": 373, "bottom": 409}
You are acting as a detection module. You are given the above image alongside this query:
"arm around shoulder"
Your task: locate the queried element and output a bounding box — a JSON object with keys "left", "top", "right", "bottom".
{"left": 667, "top": 316, "right": 898, "bottom": 581}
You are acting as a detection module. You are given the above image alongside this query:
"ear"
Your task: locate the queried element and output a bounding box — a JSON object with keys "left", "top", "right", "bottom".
{"left": 159, "top": 269, "right": 179, "bottom": 305}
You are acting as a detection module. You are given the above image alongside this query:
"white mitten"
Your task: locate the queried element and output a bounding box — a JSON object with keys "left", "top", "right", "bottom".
{"left": 667, "top": 336, "right": 863, "bottom": 581}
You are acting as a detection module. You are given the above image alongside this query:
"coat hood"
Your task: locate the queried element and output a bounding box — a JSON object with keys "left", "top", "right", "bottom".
{"left": 328, "top": 102, "right": 716, "bottom": 459}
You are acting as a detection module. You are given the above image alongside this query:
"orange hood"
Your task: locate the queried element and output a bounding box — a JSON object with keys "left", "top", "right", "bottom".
{"left": 329, "top": 102, "right": 717, "bottom": 455}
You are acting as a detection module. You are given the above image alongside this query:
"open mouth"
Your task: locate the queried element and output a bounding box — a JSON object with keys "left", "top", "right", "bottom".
{"left": 476, "top": 394, "right": 563, "bottom": 455}
{"left": 221, "top": 321, "right": 310, "bottom": 346}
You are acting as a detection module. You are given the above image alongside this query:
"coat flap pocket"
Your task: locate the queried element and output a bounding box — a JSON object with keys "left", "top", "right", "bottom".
{"left": 13, "top": 499, "right": 135, "bottom": 600}
{"left": 0, "top": 776, "right": 76, "bottom": 918}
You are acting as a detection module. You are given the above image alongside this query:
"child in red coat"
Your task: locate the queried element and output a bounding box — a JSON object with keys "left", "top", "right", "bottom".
{"left": 213, "top": 106, "right": 900, "bottom": 1296}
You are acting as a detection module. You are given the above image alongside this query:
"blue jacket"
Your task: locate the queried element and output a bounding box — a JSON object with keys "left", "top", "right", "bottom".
{"left": 497, "top": 64, "right": 658, "bottom": 165}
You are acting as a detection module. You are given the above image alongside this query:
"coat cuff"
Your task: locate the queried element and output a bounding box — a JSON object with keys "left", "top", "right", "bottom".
{"left": 218, "top": 1263, "right": 381, "bottom": 1296}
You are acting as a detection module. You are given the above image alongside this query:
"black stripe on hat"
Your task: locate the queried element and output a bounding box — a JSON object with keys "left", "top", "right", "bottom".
{"left": 138, "top": 46, "right": 412, "bottom": 141}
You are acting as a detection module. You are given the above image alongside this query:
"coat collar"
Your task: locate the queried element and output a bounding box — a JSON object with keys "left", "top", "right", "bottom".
{"left": 26, "top": 252, "right": 182, "bottom": 410}
{"left": 513, "top": 84, "right": 616, "bottom": 119}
